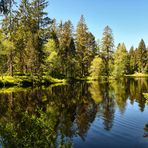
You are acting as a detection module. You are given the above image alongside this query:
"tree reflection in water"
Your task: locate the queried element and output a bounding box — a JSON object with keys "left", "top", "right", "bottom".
{"left": 0, "top": 78, "right": 147, "bottom": 147}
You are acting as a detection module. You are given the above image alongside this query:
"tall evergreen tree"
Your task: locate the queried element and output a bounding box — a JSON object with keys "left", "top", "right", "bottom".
{"left": 129, "top": 46, "right": 136, "bottom": 74}
{"left": 1, "top": 0, "right": 15, "bottom": 76}
{"left": 113, "top": 43, "right": 129, "bottom": 78}
{"left": 49, "top": 19, "right": 59, "bottom": 47}
{"left": 101, "top": 26, "right": 114, "bottom": 76}
{"left": 30, "top": 0, "right": 50, "bottom": 74}
{"left": 144, "top": 47, "right": 148, "bottom": 73}
{"left": 136, "top": 39, "right": 147, "bottom": 73}
{"left": 76, "top": 15, "right": 94, "bottom": 77}
{"left": 12, "top": 0, "right": 30, "bottom": 74}
{"left": 0, "top": 30, "right": 11, "bottom": 76}
{"left": 57, "top": 20, "right": 76, "bottom": 77}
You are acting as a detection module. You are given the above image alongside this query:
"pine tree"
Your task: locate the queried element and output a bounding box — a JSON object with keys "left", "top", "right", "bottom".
{"left": 0, "top": 30, "right": 10, "bottom": 76}
{"left": 21, "top": 0, "right": 50, "bottom": 79}
{"left": 60, "top": 21, "right": 72, "bottom": 65}
{"left": 136, "top": 39, "right": 147, "bottom": 73}
{"left": 101, "top": 26, "right": 114, "bottom": 76}
{"left": 1, "top": 0, "right": 15, "bottom": 76}
{"left": 57, "top": 20, "right": 75, "bottom": 77}
{"left": 129, "top": 46, "right": 136, "bottom": 74}
{"left": 76, "top": 15, "right": 94, "bottom": 77}
{"left": 144, "top": 47, "right": 148, "bottom": 73}
{"left": 49, "top": 19, "right": 59, "bottom": 47}
{"left": 12, "top": 0, "right": 30, "bottom": 75}
{"left": 113, "top": 43, "right": 129, "bottom": 78}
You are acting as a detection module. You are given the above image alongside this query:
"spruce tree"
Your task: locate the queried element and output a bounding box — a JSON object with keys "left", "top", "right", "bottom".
{"left": 113, "top": 43, "right": 129, "bottom": 78}
{"left": 57, "top": 20, "right": 75, "bottom": 77}
{"left": 12, "top": 0, "right": 30, "bottom": 74}
{"left": 76, "top": 15, "right": 94, "bottom": 77}
{"left": 101, "top": 26, "right": 114, "bottom": 76}
{"left": 129, "top": 46, "right": 136, "bottom": 74}
{"left": 29, "top": 0, "right": 50, "bottom": 78}
{"left": 1, "top": 0, "right": 15, "bottom": 76}
{"left": 136, "top": 39, "right": 147, "bottom": 73}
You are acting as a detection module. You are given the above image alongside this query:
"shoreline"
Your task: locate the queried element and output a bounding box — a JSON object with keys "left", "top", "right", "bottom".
{"left": 0, "top": 76, "right": 66, "bottom": 88}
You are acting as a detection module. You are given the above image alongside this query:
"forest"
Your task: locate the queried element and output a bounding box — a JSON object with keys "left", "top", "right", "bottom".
{"left": 0, "top": 0, "right": 148, "bottom": 86}
{"left": 0, "top": 1, "right": 148, "bottom": 148}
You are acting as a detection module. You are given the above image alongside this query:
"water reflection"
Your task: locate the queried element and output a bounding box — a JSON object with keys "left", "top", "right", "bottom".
{"left": 0, "top": 78, "right": 147, "bottom": 147}
{"left": 144, "top": 124, "right": 148, "bottom": 138}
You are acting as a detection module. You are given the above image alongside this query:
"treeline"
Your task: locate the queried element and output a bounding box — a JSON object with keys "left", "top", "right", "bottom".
{"left": 0, "top": 0, "right": 148, "bottom": 79}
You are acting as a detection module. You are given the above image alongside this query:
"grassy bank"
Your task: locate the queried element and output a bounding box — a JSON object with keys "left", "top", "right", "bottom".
{"left": 75, "top": 76, "right": 115, "bottom": 84}
{"left": 126, "top": 73, "right": 148, "bottom": 77}
{"left": 0, "top": 76, "right": 66, "bottom": 87}
{"left": 1, "top": 73, "right": 147, "bottom": 88}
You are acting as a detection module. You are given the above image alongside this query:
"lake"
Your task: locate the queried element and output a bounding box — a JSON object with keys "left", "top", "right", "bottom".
{"left": 0, "top": 78, "right": 148, "bottom": 148}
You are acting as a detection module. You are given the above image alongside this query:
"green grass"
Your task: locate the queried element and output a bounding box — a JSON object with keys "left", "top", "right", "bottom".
{"left": 0, "top": 76, "right": 66, "bottom": 88}
{"left": 0, "top": 87, "right": 29, "bottom": 93}
{"left": 42, "top": 76, "right": 66, "bottom": 84}
{"left": 126, "top": 73, "right": 148, "bottom": 77}
{"left": 76, "top": 76, "right": 115, "bottom": 83}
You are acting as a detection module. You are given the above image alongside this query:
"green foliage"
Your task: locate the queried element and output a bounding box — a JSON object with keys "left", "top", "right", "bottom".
{"left": 0, "top": 31, "right": 7, "bottom": 75}
{"left": 57, "top": 20, "right": 77, "bottom": 78}
{"left": 136, "top": 39, "right": 147, "bottom": 73}
{"left": 113, "top": 43, "right": 129, "bottom": 78}
{"left": 0, "top": 1, "right": 148, "bottom": 82}
{"left": 0, "top": 76, "right": 65, "bottom": 87}
{"left": 126, "top": 73, "right": 146, "bottom": 77}
{"left": 43, "top": 39, "right": 60, "bottom": 75}
{"left": 0, "top": 109, "right": 57, "bottom": 147}
{"left": 129, "top": 46, "right": 137, "bottom": 74}
{"left": 101, "top": 26, "right": 114, "bottom": 76}
{"left": 89, "top": 56, "right": 105, "bottom": 79}
{"left": 76, "top": 15, "right": 95, "bottom": 77}
{"left": 1, "top": 0, "right": 50, "bottom": 77}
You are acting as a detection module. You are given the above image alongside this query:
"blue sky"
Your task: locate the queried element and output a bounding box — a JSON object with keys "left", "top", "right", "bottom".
{"left": 48, "top": 0, "right": 148, "bottom": 49}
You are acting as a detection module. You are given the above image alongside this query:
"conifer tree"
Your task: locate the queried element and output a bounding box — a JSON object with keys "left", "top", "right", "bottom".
{"left": 1, "top": 0, "right": 15, "bottom": 76}
{"left": 57, "top": 20, "right": 75, "bottom": 77}
{"left": 76, "top": 15, "right": 94, "bottom": 77}
{"left": 101, "top": 26, "right": 114, "bottom": 76}
{"left": 113, "top": 43, "right": 129, "bottom": 78}
{"left": 129, "top": 46, "right": 136, "bottom": 74}
{"left": 30, "top": 0, "right": 50, "bottom": 77}
{"left": 144, "top": 47, "right": 148, "bottom": 73}
{"left": 12, "top": 0, "right": 30, "bottom": 74}
{"left": 136, "top": 39, "right": 147, "bottom": 73}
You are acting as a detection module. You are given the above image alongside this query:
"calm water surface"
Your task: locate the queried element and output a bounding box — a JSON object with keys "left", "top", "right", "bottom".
{"left": 0, "top": 78, "right": 148, "bottom": 148}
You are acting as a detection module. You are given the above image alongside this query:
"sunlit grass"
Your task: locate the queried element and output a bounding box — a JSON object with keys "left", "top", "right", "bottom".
{"left": 126, "top": 73, "right": 148, "bottom": 77}
{"left": 0, "top": 76, "right": 66, "bottom": 87}
{"left": 0, "top": 87, "right": 29, "bottom": 93}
